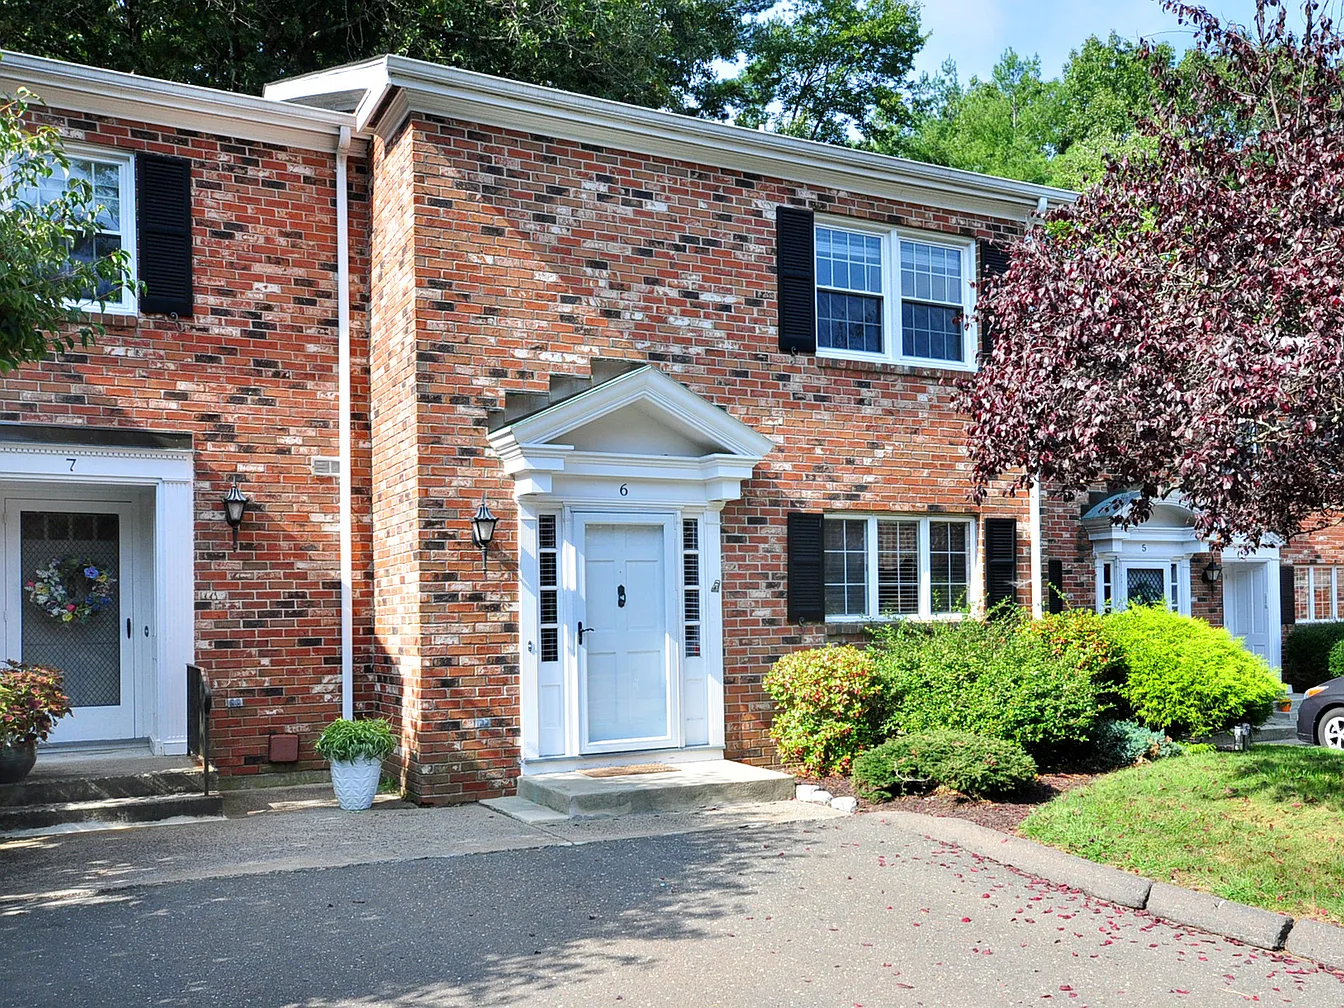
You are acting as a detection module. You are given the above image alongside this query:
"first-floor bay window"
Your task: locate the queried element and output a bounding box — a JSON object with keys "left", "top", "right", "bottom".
{"left": 824, "top": 515, "right": 972, "bottom": 620}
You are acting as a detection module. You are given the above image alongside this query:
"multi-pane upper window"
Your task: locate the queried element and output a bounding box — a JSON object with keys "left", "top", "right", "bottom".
{"left": 815, "top": 223, "right": 973, "bottom": 367}
{"left": 824, "top": 515, "right": 973, "bottom": 621}
{"left": 16, "top": 150, "right": 136, "bottom": 313}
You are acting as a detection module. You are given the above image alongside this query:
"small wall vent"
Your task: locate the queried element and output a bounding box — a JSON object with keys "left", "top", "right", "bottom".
{"left": 312, "top": 456, "right": 341, "bottom": 477}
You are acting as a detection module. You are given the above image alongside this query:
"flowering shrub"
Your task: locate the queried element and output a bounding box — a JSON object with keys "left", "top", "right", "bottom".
{"left": 0, "top": 660, "right": 72, "bottom": 744}
{"left": 25, "top": 556, "right": 116, "bottom": 623}
{"left": 1019, "top": 609, "right": 1123, "bottom": 683}
{"left": 763, "top": 646, "right": 881, "bottom": 776}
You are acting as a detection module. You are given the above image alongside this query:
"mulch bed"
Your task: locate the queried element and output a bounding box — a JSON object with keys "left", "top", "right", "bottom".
{"left": 796, "top": 772, "right": 1099, "bottom": 833}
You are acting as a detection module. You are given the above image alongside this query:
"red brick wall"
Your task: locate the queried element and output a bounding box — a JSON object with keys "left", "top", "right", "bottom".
{"left": 368, "top": 113, "right": 1034, "bottom": 802}
{"left": 9, "top": 105, "right": 374, "bottom": 777}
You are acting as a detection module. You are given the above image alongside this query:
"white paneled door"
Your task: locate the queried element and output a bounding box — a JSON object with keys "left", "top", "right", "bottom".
{"left": 579, "top": 518, "right": 677, "bottom": 751}
{"left": 1224, "top": 561, "right": 1277, "bottom": 668}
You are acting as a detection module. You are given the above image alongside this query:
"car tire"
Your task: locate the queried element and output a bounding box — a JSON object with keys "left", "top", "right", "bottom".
{"left": 1318, "top": 708, "right": 1344, "bottom": 750}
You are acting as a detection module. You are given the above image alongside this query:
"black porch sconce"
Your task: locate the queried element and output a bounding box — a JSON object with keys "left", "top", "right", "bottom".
{"left": 470, "top": 496, "right": 498, "bottom": 572}
{"left": 223, "top": 479, "right": 249, "bottom": 550}
{"left": 1202, "top": 560, "right": 1223, "bottom": 585}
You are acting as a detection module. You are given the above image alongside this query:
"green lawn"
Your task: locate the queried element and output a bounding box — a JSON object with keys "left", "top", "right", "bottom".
{"left": 1019, "top": 746, "right": 1344, "bottom": 923}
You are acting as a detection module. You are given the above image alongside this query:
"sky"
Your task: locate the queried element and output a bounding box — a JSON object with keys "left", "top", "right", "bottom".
{"left": 912, "top": 0, "right": 1270, "bottom": 81}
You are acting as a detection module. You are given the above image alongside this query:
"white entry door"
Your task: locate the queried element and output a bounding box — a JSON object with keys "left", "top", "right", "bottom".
{"left": 1224, "top": 562, "right": 1279, "bottom": 668}
{"left": 578, "top": 517, "right": 678, "bottom": 752}
{"left": 4, "top": 501, "right": 139, "bottom": 743}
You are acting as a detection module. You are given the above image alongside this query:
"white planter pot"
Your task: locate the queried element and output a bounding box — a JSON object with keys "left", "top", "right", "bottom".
{"left": 330, "top": 756, "right": 383, "bottom": 811}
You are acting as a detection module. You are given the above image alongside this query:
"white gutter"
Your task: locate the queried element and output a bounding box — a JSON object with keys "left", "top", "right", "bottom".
{"left": 1029, "top": 480, "right": 1043, "bottom": 619}
{"left": 336, "top": 124, "right": 354, "bottom": 721}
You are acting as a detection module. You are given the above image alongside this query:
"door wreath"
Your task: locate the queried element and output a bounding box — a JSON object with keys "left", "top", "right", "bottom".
{"left": 25, "top": 557, "right": 117, "bottom": 624}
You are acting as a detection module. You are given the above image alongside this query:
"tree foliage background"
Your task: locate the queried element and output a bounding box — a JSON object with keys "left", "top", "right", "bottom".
{"left": 965, "top": 0, "right": 1344, "bottom": 543}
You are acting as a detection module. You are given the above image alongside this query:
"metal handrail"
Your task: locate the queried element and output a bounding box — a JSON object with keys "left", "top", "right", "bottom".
{"left": 186, "top": 664, "right": 213, "bottom": 796}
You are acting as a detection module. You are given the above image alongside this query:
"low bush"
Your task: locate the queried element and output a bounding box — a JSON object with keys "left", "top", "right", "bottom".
{"left": 1328, "top": 638, "right": 1344, "bottom": 684}
{"left": 1088, "top": 719, "right": 1183, "bottom": 770}
{"left": 852, "top": 730, "right": 1037, "bottom": 801}
{"left": 1284, "top": 621, "right": 1344, "bottom": 691}
{"left": 763, "top": 645, "right": 881, "bottom": 776}
{"left": 870, "top": 612, "right": 1111, "bottom": 762}
{"left": 1104, "top": 606, "right": 1284, "bottom": 737}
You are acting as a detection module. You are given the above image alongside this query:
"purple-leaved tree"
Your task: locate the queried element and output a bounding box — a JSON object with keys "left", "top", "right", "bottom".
{"left": 964, "top": 0, "right": 1344, "bottom": 544}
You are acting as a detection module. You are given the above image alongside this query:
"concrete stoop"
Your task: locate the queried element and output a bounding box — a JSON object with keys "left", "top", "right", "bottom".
{"left": 0, "top": 745, "right": 222, "bottom": 835}
{"left": 485, "top": 760, "right": 795, "bottom": 822}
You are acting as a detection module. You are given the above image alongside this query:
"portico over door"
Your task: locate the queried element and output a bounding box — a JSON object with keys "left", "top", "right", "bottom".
{"left": 487, "top": 365, "right": 774, "bottom": 770}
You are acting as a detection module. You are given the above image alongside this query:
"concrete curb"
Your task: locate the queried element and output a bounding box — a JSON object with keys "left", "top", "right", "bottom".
{"left": 882, "top": 811, "right": 1338, "bottom": 969}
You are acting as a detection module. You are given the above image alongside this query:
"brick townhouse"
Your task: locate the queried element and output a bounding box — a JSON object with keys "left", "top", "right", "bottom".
{"left": 0, "top": 50, "right": 1322, "bottom": 803}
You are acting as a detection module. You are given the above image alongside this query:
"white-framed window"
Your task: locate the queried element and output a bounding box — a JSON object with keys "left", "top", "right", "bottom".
{"left": 1298, "top": 565, "right": 1344, "bottom": 622}
{"left": 14, "top": 146, "right": 136, "bottom": 314}
{"left": 815, "top": 218, "right": 976, "bottom": 369}
{"left": 1095, "top": 557, "right": 1192, "bottom": 616}
{"left": 824, "top": 514, "right": 974, "bottom": 621}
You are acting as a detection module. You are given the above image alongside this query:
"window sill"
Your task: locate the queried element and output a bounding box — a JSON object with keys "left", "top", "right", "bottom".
{"left": 813, "top": 354, "right": 977, "bottom": 380}
{"left": 78, "top": 310, "right": 140, "bottom": 331}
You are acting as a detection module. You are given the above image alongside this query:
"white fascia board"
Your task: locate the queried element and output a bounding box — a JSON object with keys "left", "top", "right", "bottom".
{"left": 2, "top": 50, "right": 361, "bottom": 153}
{"left": 379, "top": 56, "right": 1075, "bottom": 221}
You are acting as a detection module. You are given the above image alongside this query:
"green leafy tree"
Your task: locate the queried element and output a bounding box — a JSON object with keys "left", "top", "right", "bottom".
{"left": 702, "top": 0, "right": 925, "bottom": 144}
{"left": 0, "top": 86, "right": 134, "bottom": 372}
{"left": 0, "top": 0, "right": 769, "bottom": 110}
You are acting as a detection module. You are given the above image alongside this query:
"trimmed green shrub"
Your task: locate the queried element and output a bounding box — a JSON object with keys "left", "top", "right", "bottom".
{"left": 1284, "top": 621, "right": 1344, "bottom": 691}
{"left": 764, "top": 645, "right": 881, "bottom": 776}
{"left": 1104, "top": 606, "right": 1284, "bottom": 737}
{"left": 1088, "top": 719, "right": 1183, "bottom": 770}
{"left": 1327, "top": 637, "right": 1344, "bottom": 684}
{"left": 852, "top": 730, "right": 1037, "bottom": 801}
{"left": 314, "top": 718, "right": 396, "bottom": 762}
{"left": 870, "top": 613, "right": 1112, "bottom": 762}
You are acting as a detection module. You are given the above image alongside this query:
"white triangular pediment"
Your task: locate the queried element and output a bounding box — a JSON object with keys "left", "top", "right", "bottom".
{"left": 486, "top": 366, "right": 774, "bottom": 500}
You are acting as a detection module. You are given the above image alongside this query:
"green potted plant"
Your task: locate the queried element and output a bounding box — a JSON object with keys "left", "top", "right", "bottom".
{"left": 0, "top": 660, "right": 72, "bottom": 784}
{"left": 314, "top": 718, "right": 396, "bottom": 811}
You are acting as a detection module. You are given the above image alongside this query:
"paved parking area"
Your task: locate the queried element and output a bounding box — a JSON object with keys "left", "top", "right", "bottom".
{"left": 2, "top": 809, "right": 1342, "bottom": 1007}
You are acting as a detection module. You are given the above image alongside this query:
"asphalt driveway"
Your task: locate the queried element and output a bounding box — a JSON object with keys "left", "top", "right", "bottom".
{"left": 2, "top": 812, "right": 1341, "bottom": 1007}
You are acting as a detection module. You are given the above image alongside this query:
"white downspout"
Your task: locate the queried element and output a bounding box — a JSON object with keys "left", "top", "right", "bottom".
{"left": 1029, "top": 478, "right": 1043, "bottom": 619}
{"left": 336, "top": 125, "right": 354, "bottom": 721}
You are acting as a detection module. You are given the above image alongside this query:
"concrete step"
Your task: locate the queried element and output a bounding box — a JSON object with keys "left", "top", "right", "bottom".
{"left": 0, "top": 792, "right": 224, "bottom": 834}
{"left": 0, "top": 766, "right": 205, "bottom": 807}
{"left": 516, "top": 760, "right": 795, "bottom": 820}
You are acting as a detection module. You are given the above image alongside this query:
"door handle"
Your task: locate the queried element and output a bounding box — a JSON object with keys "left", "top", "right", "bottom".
{"left": 577, "top": 622, "right": 594, "bottom": 644}
{"left": 127, "top": 617, "right": 132, "bottom": 640}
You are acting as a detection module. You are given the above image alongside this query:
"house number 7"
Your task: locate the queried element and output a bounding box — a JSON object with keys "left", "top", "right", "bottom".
{"left": 619, "top": 483, "right": 629, "bottom": 496}
{"left": 67, "top": 457, "right": 77, "bottom": 472}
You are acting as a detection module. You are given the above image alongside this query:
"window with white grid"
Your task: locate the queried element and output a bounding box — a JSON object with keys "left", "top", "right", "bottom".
{"left": 683, "top": 518, "right": 702, "bottom": 658}
{"left": 825, "top": 515, "right": 974, "bottom": 621}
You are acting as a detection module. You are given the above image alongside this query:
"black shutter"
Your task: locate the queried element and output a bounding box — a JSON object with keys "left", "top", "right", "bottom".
{"left": 984, "top": 517, "right": 1018, "bottom": 614}
{"left": 787, "top": 512, "right": 825, "bottom": 622}
{"left": 1046, "top": 558, "right": 1065, "bottom": 614}
{"left": 777, "top": 206, "right": 816, "bottom": 354}
{"left": 136, "top": 154, "right": 193, "bottom": 317}
{"left": 977, "top": 239, "right": 1011, "bottom": 358}
{"left": 1280, "top": 564, "right": 1297, "bottom": 625}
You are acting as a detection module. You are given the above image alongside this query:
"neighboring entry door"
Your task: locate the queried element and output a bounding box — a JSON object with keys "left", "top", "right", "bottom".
{"left": 1225, "top": 562, "right": 1277, "bottom": 667}
{"left": 5, "top": 504, "right": 137, "bottom": 743}
{"left": 579, "top": 519, "right": 676, "bottom": 751}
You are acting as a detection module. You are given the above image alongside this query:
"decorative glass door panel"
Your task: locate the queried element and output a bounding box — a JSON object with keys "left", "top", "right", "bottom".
{"left": 7, "top": 505, "right": 136, "bottom": 743}
{"left": 1125, "top": 566, "right": 1166, "bottom": 607}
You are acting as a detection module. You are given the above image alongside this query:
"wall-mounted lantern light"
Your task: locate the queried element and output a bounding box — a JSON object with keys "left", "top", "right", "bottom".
{"left": 223, "top": 479, "right": 249, "bottom": 550}
{"left": 470, "top": 496, "right": 498, "bottom": 572}
{"left": 1202, "top": 560, "right": 1223, "bottom": 584}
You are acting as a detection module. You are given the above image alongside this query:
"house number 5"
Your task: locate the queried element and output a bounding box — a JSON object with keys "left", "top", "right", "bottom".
{"left": 619, "top": 483, "right": 629, "bottom": 496}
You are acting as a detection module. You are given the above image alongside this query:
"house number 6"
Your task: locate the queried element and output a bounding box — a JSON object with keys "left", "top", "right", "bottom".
{"left": 619, "top": 483, "right": 629, "bottom": 496}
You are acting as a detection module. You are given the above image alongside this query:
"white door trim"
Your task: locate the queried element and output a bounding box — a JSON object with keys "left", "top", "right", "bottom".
{"left": 0, "top": 441, "right": 193, "bottom": 754}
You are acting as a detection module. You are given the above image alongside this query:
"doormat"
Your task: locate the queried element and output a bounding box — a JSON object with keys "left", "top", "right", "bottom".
{"left": 579, "top": 763, "right": 679, "bottom": 778}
